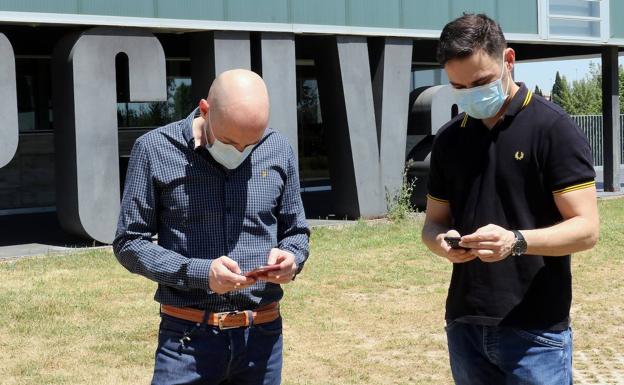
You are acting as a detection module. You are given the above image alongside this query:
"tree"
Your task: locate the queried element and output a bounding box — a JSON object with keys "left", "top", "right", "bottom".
{"left": 533, "top": 85, "right": 544, "bottom": 97}
{"left": 133, "top": 102, "right": 168, "bottom": 127}
{"left": 618, "top": 64, "right": 624, "bottom": 113}
{"left": 171, "top": 81, "right": 193, "bottom": 121}
{"left": 550, "top": 62, "right": 624, "bottom": 115}
{"left": 551, "top": 71, "right": 573, "bottom": 112}
{"left": 568, "top": 78, "right": 601, "bottom": 115}
{"left": 297, "top": 80, "right": 321, "bottom": 125}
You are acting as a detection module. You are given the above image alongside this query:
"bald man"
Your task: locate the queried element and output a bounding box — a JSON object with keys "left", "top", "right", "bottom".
{"left": 113, "top": 69, "right": 310, "bottom": 385}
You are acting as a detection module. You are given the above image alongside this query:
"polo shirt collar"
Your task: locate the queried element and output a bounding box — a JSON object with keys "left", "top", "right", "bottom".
{"left": 504, "top": 82, "right": 530, "bottom": 117}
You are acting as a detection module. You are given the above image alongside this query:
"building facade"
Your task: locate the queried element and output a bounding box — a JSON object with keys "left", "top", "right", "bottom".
{"left": 0, "top": 0, "right": 621, "bottom": 243}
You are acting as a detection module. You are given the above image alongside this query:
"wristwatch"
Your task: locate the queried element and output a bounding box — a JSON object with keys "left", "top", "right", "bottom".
{"left": 511, "top": 230, "right": 527, "bottom": 256}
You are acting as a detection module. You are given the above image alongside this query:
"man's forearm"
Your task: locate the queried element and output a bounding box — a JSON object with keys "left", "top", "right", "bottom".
{"left": 113, "top": 235, "right": 213, "bottom": 290}
{"left": 521, "top": 216, "right": 599, "bottom": 256}
{"left": 278, "top": 232, "right": 310, "bottom": 268}
{"left": 422, "top": 220, "right": 451, "bottom": 257}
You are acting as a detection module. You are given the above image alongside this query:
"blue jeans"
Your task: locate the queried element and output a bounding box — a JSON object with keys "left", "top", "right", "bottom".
{"left": 151, "top": 314, "right": 283, "bottom": 385}
{"left": 445, "top": 321, "right": 573, "bottom": 385}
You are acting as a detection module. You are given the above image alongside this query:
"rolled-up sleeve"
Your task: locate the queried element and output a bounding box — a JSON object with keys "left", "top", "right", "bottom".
{"left": 112, "top": 138, "right": 213, "bottom": 291}
{"left": 277, "top": 145, "right": 310, "bottom": 271}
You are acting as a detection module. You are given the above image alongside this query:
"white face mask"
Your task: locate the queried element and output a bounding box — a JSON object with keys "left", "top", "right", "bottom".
{"left": 204, "top": 113, "right": 256, "bottom": 169}
{"left": 207, "top": 138, "right": 255, "bottom": 170}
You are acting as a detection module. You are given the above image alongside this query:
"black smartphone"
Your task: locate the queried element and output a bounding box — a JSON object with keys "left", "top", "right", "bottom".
{"left": 444, "top": 236, "right": 469, "bottom": 250}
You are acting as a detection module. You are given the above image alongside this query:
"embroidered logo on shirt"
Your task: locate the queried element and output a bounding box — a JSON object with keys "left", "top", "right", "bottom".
{"left": 514, "top": 151, "right": 525, "bottom": 160}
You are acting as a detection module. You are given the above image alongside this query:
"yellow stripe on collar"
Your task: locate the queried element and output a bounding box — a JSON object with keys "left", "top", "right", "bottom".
{"left": 460, "top": 113, "right": 469, "bottom": 128}
{"left": 521, "top": 90, "right": 533, "bottom": 109}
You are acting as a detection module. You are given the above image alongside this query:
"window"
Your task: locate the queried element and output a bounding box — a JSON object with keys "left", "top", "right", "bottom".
{"left": 547, "top": 0, "right": 607, "bottom": 40}
{"left": 14, "top": 57, "right": 195, "bottom": 132}
{"left": 15, "top": 57, "right": 52, "bottom": 132}
{"left": 550, "top": 0, "right": 600, "bottom": 17}
{"left": 296, "top": 63, "right": 329, "bottom": 184}
{"left": 117, "top": 59, "right": 194, "bottom": 128}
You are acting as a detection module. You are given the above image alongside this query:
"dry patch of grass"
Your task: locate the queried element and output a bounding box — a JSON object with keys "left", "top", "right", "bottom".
{"left": 570, "top": 198, "right": 624, "bottom": 384}
{"left": 0, "top": 252, "right": 157, "bottom": 385}
{"left": 1, "top": 200, "right": 623, "bottom": 385}
{"left": 281, "top": 217, "right": 453, "bottom": 385}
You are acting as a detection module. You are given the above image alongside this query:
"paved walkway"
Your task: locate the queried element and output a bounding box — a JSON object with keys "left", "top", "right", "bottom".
{"left": 0, "top": 216, "right": 359, "bottom": 260}
{"left": 0, "top": 186, "right": 622, "bottom": 260}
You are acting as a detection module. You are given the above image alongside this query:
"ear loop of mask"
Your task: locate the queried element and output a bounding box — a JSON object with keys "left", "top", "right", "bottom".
{"left": 502, "top": 52, "right": 511, "bottom": 100}
{"left": 205, "top": 111, "right": 214, "bottom": 146}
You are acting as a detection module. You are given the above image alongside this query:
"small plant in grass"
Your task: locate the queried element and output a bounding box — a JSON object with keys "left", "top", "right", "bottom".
{"left": 386, "top": 168, "right": 417, "bottom": 222}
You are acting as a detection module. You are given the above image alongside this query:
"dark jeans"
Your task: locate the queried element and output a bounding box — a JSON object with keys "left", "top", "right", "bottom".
{"left": 446, "top": 321, "right": 573, "bottom": 385}
{"left": 151, "top": 314, "right": 283, "bottom": 385}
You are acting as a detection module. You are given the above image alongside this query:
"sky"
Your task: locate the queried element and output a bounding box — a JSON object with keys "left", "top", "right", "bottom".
{"left": 514, "top": 56, "right": 624, "bottom": 96}
{"left": 412, "top": 55, "right": 624, "bottom": 96}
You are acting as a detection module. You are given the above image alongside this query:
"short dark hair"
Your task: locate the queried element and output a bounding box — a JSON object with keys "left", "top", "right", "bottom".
{"left": 437, "top": 13, "right": 507, "bottom": 65}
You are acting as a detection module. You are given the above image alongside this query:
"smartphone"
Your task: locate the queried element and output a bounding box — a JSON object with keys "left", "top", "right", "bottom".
{"left": 444, "top": 236, "right": 469, "bottom": 250}
{"left": 244, "top": 265, "right": 281, "bottom": 278}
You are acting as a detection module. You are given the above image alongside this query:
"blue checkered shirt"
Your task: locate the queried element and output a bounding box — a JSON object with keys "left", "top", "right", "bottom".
{"left": 113, "top": 109, "right": 310, "bottom": 312}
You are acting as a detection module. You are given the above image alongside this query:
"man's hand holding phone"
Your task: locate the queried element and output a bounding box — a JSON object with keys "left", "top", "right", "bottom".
{"left": 440, "top": 230, "right": 476, "bottom": 264}
{"left": 210, "top": 249, "right": 299, "bottom": 293}
{"left": 209, "top": 256, "right": 257, "bottom": 294}
{"left": 258, "top": 248, "right": 298, "bottom": 284}
{"left": 459, "top": 224, "right": 516, "bottom": 263}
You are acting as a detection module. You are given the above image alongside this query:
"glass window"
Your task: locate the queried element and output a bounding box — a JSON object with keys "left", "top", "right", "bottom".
{"left": 16, "top": 73, "right": 36, "bottom": 131}
{"left": 296, "top": 70, "right": 329, "bottom": 184}
{"left": 548, "top": 0, "right": 604, "bottom": 40}
{"left": 14, "top": 57, "right": 194, "bottom": 132}
{"left": 549, "top": 18, "right": 601, "bottom": 38}
{"left": 15, "top": 58, "right": 52, "bottom": 132}
{"left": 550, "top": 0, "right": 600, "bottom": 18}
{"left": 117, "top": 60, "right": 194, "bottom": 128}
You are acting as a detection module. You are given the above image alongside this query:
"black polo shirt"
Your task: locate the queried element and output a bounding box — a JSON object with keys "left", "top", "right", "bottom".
{"left": 427, "top": 83, "right": 596, "bottom": 330}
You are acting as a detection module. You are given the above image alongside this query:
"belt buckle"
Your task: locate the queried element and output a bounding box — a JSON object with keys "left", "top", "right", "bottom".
{"left": 216, "top": 311, "right": 243, "bottom": 330}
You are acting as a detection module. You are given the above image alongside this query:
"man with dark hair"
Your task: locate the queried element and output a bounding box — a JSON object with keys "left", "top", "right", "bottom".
{"left": 422, "top": 13, "right": 599, "bottom": 385}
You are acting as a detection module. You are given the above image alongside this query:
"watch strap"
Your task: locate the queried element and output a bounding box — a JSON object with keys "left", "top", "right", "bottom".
{"left": 511, "top": 230, "right": 527, "bottom": 256}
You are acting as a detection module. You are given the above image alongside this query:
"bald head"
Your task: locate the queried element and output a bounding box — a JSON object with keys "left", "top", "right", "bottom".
{"left": 201, "top": 69, "right": 269, "bottom": 150}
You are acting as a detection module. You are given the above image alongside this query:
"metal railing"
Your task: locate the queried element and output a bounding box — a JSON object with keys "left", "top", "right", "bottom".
{"left": 570, "top": 115, "right": 624, "bottom": 166}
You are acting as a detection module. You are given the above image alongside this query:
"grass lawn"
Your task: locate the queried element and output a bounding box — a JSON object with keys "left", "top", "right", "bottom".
{"left": 1, "top": 199, "right": 623, "bottom": 385}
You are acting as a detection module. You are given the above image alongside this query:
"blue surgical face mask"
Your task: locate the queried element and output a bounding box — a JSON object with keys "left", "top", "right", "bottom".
{"left": 453, "top": 58, "right": 511, "bottom": 120}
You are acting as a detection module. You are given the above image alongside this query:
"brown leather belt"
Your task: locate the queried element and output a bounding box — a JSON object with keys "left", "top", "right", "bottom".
{"left": 161, "top": 302, "right": 279, "bottom": 330}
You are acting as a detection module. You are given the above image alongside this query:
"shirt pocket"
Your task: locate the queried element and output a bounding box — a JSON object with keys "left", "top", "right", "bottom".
{"left": 159, "top": 177, "right": 190, "bottom": 230}
{"left": 246, "top": 168, "right": 284, "bottom": 220}
{"left": 159, "top": 174, "right": 222, "bottom": 229}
